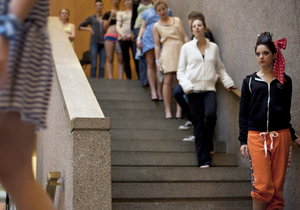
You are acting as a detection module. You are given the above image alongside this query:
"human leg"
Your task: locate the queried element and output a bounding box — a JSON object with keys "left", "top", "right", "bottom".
{"left": 203, "top": 91, "right": 217, "bottom": 152}
{"left": 253, "top": 201, "right": 267, "bottom": 210}
{"left": 248, "top": 131, "right": 274, "bottom": 207}
{"left": 131, "top": 40, "right": 139, "bottom": 79}
{"left": 145, "top": 50, "right": 158, "bottom": 100}
{"left": 156, "top": 73, "right": 163, "bottom": 100}
{"left": 89, "top": 42, "right": 98, "bottom": 78}
{"left": 173, "top": 84, "right": 193, "bottom": 122}
{"left": 134, "top": 28, "right": 148, "bottom": 86}
{"left": 115, "top": 41, "right": 124, "bottom": 80}
{"left": 0, "top": 112, "right": 56, "bottom": 210}
{"left": 266, "top": 129, "right": 292, "bottom": 210}
{"left": 139, "top": 55, "right": 148, "bottom": 85}
{"left": 98, "top": 44, "right": 106, "bottom": 78}
{"left": 174, "top": 79, "right": 182, "bottom": 119}
{"left": 187, "top": 93, "right": 212, "bottom": 167}
{"left": 162, "top": 73, "right": 174, "bottom": 118}
{"left": 104, "top": 40, "right": 115, "bottom": 79}
{"left": 119, "top": 40, "right": 131, "bottom": 80}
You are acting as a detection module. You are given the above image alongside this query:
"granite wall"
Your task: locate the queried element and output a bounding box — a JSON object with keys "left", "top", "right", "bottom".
{"left": 167, "top": 0, "right": 300, "bottom": 209}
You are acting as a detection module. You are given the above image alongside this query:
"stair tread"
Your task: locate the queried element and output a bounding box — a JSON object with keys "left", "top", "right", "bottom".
{"left": 112, "top": 166, "right": 251, "bottom": 181}
{"left": 112, "top": 139, "right": 226, "bottom": 153}
{"left": 112, "top": 200, "right": 252, "bottom": 210}
{"left": 112, "top": 152, "right": 238, "bottom": 167}
{"left": 111, "top": 128, "right": 194, "bottom": 140}
{"left": 112, "top": 182, "right": 252, "bottom": 198}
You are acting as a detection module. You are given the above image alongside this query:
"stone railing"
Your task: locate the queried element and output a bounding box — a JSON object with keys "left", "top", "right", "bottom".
{"left": 36, "top": 17, "right": 111, "bottom": 210}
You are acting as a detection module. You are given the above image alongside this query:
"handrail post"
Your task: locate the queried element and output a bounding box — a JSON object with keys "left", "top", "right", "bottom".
{"left": 46, "top": 171, "right": 62, "bottom": 202}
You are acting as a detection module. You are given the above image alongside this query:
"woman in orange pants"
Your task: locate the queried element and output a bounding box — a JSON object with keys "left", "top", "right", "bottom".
{"left": 239, "top": 32, "right": 300, "bottom": 210}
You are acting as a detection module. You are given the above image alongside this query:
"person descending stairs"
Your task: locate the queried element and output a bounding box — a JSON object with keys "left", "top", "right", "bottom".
{"left": 89, "top": 78, "right": 252, "bottom": 210}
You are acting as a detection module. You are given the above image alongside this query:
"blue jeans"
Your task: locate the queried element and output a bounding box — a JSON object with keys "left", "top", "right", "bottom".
{"left": 134, "top": 28, "right": 148, "bottom": 86}
{"left": 90, "top": 42, "right": 106, "bottom": 78}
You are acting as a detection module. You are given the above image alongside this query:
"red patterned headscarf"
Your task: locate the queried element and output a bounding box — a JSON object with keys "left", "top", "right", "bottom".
{"left": 273, "top": 38, "right": 287, "bottom": 84}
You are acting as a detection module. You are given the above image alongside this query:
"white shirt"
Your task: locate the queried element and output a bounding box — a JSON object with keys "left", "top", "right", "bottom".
{"left": 177, "top": 38, "right": 234, "bottom": 93}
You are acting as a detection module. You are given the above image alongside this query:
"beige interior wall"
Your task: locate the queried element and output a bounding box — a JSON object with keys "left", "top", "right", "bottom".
{"left": 49, "top": 0, "right": 138, "bottom": 79}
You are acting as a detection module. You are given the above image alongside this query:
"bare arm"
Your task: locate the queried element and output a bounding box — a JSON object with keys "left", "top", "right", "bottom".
{"left": 103, "top": 17, "right": 111, "bottom": 31}
{"left": 116, "top": 12, "right": 126, "bottom": 40}
{"left": 103, "top": 11, "right": 117, "bottom": 31}
{"left": 153, "top": 24, "right": 161, "bottom": 71}
{"left": 79, "top": 26, "right": 94, "bottom": 34}
{"left": 179, "top": 18, "right": 189, "bottom": 43}
{"left": 68, "top": 23, "right": 76, "bottom": 41}
{"left": 136, "top": 19, "right": 146, "bottom": 49}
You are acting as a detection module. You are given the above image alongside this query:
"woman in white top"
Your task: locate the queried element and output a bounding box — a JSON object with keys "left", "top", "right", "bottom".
{"left": 177, "top": 17, "right": 236, "bottom": 168}
{"left": 59, "top": 8, "right": 75, "bottom": 47}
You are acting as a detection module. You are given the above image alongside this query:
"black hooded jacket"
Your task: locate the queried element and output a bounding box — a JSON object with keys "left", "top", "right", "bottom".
{"left": 239, "top": 72, "right": 296, "bottom": 145}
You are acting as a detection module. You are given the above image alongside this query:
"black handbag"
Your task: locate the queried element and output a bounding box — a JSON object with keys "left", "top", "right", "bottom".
{"left": 79, "top": 50, "right": 91, "bottom": 66}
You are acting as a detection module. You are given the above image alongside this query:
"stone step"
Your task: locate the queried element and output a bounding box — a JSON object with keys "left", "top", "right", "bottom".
{"left": 96, "top": 92, "right": 152, "bottom": 101}
{"left": 111, "top": 152, "right": 237, "bottom": 167}
{"left": 111, "top": 128, "right": 194, "bottom": 141}
{"left": 112, "top": 139, "right": 226, "bottom": 153}
{"left": 103, "top": 108, "right": 181, "bottom": 119}
{"left": 112, "top": 200, "right": 253, "bottom": 210}
{"left": 112, "top": 166, "right": 251, "bottom": 182}
{"left": 89, "top": 78, "right": 143, "bottom": 87}
{"left": 98, "top": 99, "right": 168, "bottom": 110}
{"left": 89, "top": 79, "right": 151, "bottom": 94}
{"left": 110, "top": 118, "right": 189, "bottom": 130}
{"left": 112, "top": 182, "right": 251, "bottom": 199}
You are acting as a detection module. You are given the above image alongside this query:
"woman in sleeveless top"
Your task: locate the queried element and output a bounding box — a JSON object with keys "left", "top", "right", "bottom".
{"left": 0, "top": 0, "right": 56, "bottom": 209}
{"left": 153, "top": 0, "right": 189, "bottom": 119}
{"left": 103, "top": 0, "right": 124, "bottom": 79}
{"left": 132, "top": 0, "right": 152, "bottom": 86}
{"left": 136, "top": 0, "right": 172, "bottom": 101}
{"left": 59, "top": 8, "right": 75, "bottom": 48}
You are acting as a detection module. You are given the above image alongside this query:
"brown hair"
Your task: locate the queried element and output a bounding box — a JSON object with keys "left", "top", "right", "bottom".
{"left": 59, "top": 8, "right": 70, "bottom": 22}
{"left": 188, "top": 11, "right": 206, "bottom": 29}
{"left": 154, "top": 0, "right": 168, "bottom": 11}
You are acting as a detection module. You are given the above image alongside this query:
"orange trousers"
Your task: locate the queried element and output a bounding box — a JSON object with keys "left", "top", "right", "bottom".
{"left": 248, "top": 129, "right": 292, "bottom": 210}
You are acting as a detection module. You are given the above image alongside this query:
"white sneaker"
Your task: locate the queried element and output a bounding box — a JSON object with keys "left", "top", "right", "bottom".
{"left": 183, "top": 135, "right": 195, "bottom": 141}
{"left": 178, "top": 121, "right": 193, "bottom": 130}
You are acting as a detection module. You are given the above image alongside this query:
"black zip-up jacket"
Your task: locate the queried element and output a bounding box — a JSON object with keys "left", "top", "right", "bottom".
{"left": 239, "top": 72, "right": 297, "bottom": 145}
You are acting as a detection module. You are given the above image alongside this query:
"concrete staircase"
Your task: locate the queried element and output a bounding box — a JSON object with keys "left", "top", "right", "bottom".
{"left": 89, "top": 78, "right": 253, "bottom": 210}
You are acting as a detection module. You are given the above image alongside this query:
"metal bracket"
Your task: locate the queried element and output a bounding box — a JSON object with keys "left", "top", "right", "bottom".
{"left": 46, "top": 171, "right": 62, "bottom": 201}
